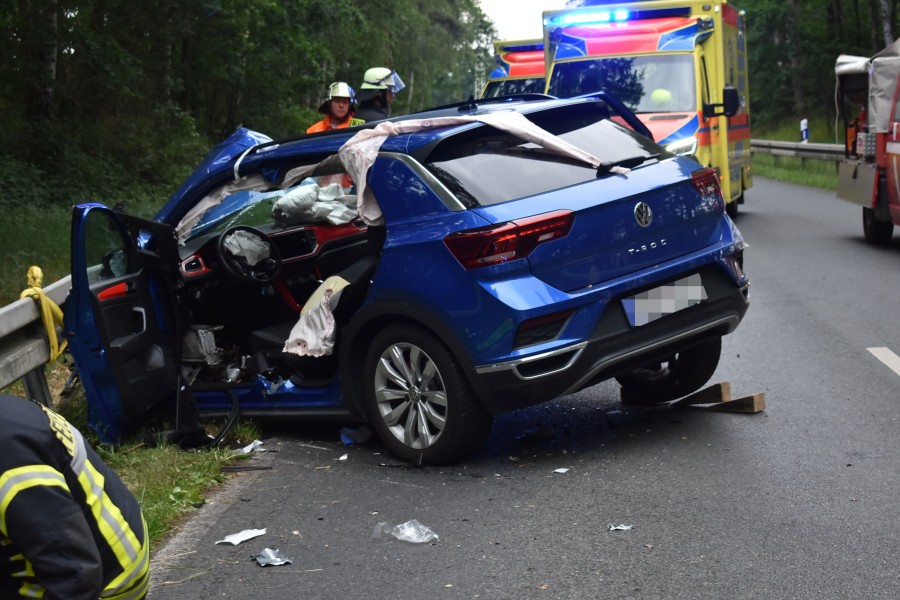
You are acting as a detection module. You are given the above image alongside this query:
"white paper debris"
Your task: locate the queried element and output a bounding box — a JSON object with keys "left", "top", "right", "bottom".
{"left": 554, "top": 468, "right": 570, "bottom": 474}
{"left": 608, "top": 524, "right": 633, "bottom": 531}
{"left": 241, "top": 440, "right": 265, "bottom": 454}
{"left": 339, "top": 454, "right": 348, "bottom": 461}
{"left": 216, "top": 528, "right": 267, "bottom": 545}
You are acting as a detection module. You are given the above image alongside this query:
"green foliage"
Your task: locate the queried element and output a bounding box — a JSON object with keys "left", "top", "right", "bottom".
{"left": 0, "top": 0, "right": 494, "bottom": 207}
{"left": 746, "top": 0, "right": 895, "bottom": 128}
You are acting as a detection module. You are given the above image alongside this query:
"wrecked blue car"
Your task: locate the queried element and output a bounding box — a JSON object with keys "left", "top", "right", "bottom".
{"left": 65, "top": 94, "right": 749, "bottom": 464}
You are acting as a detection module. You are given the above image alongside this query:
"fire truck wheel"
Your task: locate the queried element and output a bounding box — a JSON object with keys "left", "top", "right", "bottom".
{"left": 726, "top": 198, "right": 739, "bottom": 218}
{"left": 862, "top": 207, "right": 894, "bottom": 245}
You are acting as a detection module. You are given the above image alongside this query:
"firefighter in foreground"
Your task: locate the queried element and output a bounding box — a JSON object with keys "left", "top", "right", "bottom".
{"left": 307, "top": 81, "right": 365, "bottom": 133}
{"left": 0, "top": 393, "right": 150, "bottom": 600}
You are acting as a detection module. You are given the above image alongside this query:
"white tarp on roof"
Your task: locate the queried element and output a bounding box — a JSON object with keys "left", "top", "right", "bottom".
{"left": 835, "top": 39, "right": 900, "bottom": 133}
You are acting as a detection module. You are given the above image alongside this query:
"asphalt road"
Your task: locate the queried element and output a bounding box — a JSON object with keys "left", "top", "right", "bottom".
{"left": 148, "top": 177, "right": 900, "bottom": 600}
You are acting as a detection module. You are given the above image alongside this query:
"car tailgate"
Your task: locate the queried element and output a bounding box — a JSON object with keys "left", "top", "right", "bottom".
{"left": 471, "top": 159, "right": 726, "bottom": 293}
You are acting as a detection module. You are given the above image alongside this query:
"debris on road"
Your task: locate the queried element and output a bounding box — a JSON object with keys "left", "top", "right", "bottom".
{"left": 215, "top": 528, "right": 266, "bottom": 545}
{"left": 372, "top": 519, "right": 439, "bottom": 543}
{"left": 241, "top": 439, "right": 265, "bottom": 454}
{"left": 553, "top": 468, "right": 570, "bottom": 474}
{"left": 608, "top": 524, "right": 633, "bottom": 531}
{"left": 340, "top": 425, "right": 372, "bottom": 445}
{"left": 252, "top": 548, "right": 292, "bottom": 566}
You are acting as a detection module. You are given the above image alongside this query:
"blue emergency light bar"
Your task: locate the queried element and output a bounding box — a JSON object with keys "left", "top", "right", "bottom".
{"left": 556, "top": 9, "right": 630, "bottom": 25}
{"left": 544, "top": 7, "right": 691, "bottom": 28}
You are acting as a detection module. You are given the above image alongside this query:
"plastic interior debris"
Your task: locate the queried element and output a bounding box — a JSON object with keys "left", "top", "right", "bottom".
{"left": 608, "top": 524, "right": 634, "bottom": 531}
{"left": 241, "top": 440, "right": 265, "bottom": 454}
{"left": 372, "top": 519, "right": 439, "bottom": 543}
{"left": 553, "top": 468, "right": 570, "bottom": 474}
{"left": 215, "top": 528, "right": 267, "bottom": 545}
{"left": 252, "top": 547, "right": 292, "bottom": 566}
{"left": 340, "top": 425, "right": 372, "bottom": 445}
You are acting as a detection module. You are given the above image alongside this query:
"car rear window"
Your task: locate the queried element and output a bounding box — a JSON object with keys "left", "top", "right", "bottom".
{"left": 423, "top": 102, "right": 667, "bottom": 207}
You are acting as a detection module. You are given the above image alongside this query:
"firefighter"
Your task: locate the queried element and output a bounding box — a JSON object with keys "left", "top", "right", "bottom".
{"left": 0, "top": 393, "right": 150, "bottom": 600}
{"left": 356, "top": 67, "right": 405, "bottom": 122}
{"left": 307, "top": 82, "right": 365, "bottom": 133}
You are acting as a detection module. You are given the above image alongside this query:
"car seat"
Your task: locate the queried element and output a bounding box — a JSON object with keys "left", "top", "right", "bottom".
{"left": 248, "top": 253, "right": 378, "bottom": 384}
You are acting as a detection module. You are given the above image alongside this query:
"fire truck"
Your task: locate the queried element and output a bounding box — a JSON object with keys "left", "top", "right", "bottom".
{"left": 835, "top": 40, "right": 900, "bottom": 245}
{"left": 481, "top": 39, "right": 546, "bottom": 98}
{"left": 542, "top": 0, "right": 751, "bottom": 216}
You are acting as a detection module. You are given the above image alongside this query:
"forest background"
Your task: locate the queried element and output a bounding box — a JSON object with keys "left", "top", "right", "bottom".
{"left": 1, "top": 0, "right": 900, "bottom": 298}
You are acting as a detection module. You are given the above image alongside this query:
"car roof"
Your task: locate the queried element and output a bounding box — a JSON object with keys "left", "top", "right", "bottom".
{"left": 158, "top": 94, "right": 585, "bottom": 224}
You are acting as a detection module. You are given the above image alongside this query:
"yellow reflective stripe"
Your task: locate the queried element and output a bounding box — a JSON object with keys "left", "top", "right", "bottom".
{"left": 17, "top": 582, "right": 44, "bottom": 598}
{"left": 10, "top": 552, "right": 36, "bottom": 577}
{"left": 70, "top": 425, "right": 148, "bottom": 595}
{"left": 101, "top": 515, "right": 149, "bottom": 600}
{"left": 101, "top": 515, "right": 149, "bottom": 598}
{"left": 0, "top": 466, "right": 68, "bottom": 536}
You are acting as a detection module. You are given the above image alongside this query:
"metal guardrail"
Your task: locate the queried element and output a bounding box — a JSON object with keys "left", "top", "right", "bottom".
{"left": 750, "top": 139, "right": 844, "bottom": 162}
{"left": 0, "top": 276, "right": 71, "bottom": 405}
{"left": 0, "top": 138, "right": 844, "bottom": 406}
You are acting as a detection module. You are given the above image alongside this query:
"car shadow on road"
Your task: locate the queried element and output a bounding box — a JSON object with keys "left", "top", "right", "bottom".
{"left": 244, "top": 381, "right": 742, "bottom": 472}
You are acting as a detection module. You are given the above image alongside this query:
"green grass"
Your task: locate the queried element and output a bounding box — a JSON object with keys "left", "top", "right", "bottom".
{"left": 2, "top": 203, "right": 73, "bottom": 306}
{"left": 2, "top": 357, "right": 261, "bottom": 550}
{"left": 752, "top": 153, "right": 837, "bottom": 191}
{"left": 0, "top": 186, "right": 164, "bottom": 307}
{"left": 56, "top": 381, "right": 261, "bottom": 546}
{"left": 750, "top": 115, "right": 841, "bottom": 191}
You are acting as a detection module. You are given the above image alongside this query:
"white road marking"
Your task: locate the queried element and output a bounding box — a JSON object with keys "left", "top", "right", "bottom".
{"left": 867, "top": 347, "right": 900, "bottom": 377}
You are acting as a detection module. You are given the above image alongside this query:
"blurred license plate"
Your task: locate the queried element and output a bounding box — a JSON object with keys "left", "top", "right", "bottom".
{"left": 622, "top": 274, "right": 707, "bottom": 327}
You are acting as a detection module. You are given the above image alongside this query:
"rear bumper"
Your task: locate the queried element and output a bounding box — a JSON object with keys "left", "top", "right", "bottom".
{"left": 470, "top": 265, "right": 749, "bottom": 414}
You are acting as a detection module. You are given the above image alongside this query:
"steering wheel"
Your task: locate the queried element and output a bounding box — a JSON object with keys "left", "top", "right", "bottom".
{"left": 216, "top": 225, "right": 282, "bottom": 284}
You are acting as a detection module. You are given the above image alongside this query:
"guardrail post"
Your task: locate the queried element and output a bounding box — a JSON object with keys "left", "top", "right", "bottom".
{"left": 23, "top": 366, "right": 52, "bottom": 406}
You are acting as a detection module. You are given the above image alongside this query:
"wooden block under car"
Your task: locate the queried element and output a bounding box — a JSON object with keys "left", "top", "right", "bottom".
{"left": 670, "top": 382, "right": 731, "bottom": 406}
{"left": 621, "top": 381, "right": 731, "bottom": 406}
{"left": 700, "top": 392, "right": 766, "bottom": 414}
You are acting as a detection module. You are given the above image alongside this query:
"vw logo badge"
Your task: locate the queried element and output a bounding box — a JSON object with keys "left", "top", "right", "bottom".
{"left": 634, "top": 202, "right": 653, "bottom": 227}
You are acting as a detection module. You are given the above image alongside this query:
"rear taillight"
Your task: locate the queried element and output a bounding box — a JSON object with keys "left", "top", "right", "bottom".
{"left": 690, "top": 167, "right": 725, "bottom": 212}
{"left": 444, "top": 210, "right": 574, "bottom": 270}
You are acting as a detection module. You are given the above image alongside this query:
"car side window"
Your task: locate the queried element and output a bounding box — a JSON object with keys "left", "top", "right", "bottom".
{"left": 84, "top": 210, "right": 132, "bottom": 283}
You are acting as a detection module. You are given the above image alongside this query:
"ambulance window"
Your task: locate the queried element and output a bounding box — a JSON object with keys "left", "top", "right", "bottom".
{"left": 700, "top": 55, "right": 711, "bottom": 106}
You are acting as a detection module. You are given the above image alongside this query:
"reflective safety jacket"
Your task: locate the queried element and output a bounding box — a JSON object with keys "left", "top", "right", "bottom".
{"left": 0, "top": 394, "right": 149, "bottom": 600}
{"left": 307, "top": 114, "right": 365, "bottom": 133}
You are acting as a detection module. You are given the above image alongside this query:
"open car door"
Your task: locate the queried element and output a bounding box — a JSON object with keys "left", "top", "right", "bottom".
{"left": 65, "top": 203, "right": 180, "bottom": 442}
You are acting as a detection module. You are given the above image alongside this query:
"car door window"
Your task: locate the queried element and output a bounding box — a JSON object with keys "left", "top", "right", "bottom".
{"left": 84, "top": 210, "right": 133, "bottom": 283}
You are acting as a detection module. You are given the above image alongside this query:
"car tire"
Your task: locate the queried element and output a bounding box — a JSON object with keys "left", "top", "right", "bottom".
{"left": 726, "top": 196, "right": 740, "bottom": 218}
{"left": 363, "top": 324, "right": 493, "bottom": 465}
{"left": 615, "top": 337, "right": 722, "bottom": 403}
{"left": 862, "top": 207, "right": 893, "bottom": 245}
